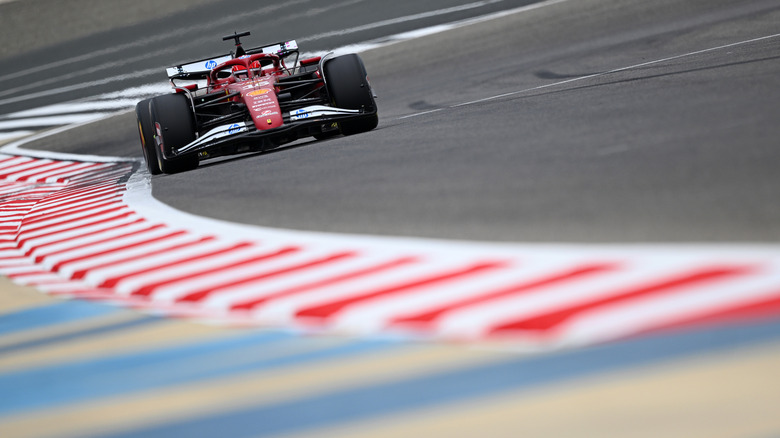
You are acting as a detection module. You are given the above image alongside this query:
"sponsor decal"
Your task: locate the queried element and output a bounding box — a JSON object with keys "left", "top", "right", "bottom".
{"left": 292, "top": 108, "right": 310, "bottom": 119}
{"left": 250, "top": 100, "right": 275, "bottom": 109}
{"left": 247, "top": 89, "right": 271, "bottom": 96}
{"left": 228, "top": 123, "right": 241, "bottom": 134}
{"left": 251, "top": 99, "right": 275, "bottom": 106}
{"left": 205, "top": 60, "right": 217, "bottom": 69}
{"left": 261, "top": 109, "right": 278, "bottom": 116}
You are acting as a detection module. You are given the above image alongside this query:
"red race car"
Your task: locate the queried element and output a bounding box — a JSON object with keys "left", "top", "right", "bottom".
{"left": 135, "top": 31, "right": 378, "bottom": 174}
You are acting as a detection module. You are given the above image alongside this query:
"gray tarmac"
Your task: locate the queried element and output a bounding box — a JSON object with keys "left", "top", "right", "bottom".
{"left": 6, "top": 0, "right": 780, "bottom": 243}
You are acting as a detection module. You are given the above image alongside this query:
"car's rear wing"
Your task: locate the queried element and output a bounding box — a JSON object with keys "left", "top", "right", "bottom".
{"left": 166, "top": 40, "right": 299, "bottom": 80}
{"left": 245, "top": 40, "right": 299, "bottom": 57}
{"left": 166, "top": 54, "right": 233, "bottom": 80}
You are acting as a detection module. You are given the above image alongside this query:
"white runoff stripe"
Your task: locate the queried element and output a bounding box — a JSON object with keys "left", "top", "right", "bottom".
{"left": 139, "top": 244, "right": 305, "bottom": 303}
{"left": 3, "top": 161, "right": 74, "bottom": 181}
{"left": 331, "top": 265, "right": 530, "bottom": 335}
{"left": 24, "top": 192, "right": 123, "bottom": 220}
{"left": 252, "top": 258, "right": 490, "bottom": 326}
{"left": 328, "top": 256, "right": 613, "bottom": 335}
{"left": 0, "top": 131, "right": 34, "bottom": 142}
{"left": 0, "top": 114, "right": 114, "bottom": 130}
{"left": 19, "top": 212, "right": 140, "bottom": 255}
{"left": 0, "top": 158, "right": 50, "bottom": 175}
{"left": 16, "top": 207, "right": 134, "bottom": 241}
{"left": 17, "top": 202, "right": 128, "bottom": 233}
{"left": 0, "top": 156, "right": 34, "bottom": 170}
{"left": 41, "top": 163, "right": 111, "bottom": 182}
{"left": 29, "top": 163, "right": 102, "bottom": 183}
{"left": 553, "top": 266, "right": 780, "bottom": 348}
{"left": 2, "top": 99, "right": 141, "bottom": 119}
{"left": 0, "top": 181, "right": 34, "bottom": 196}
{"left": 34, "top": 221, "right": 159, "bottom": 268}
{"left": 199, "top": 252, "right": 414, "bottom": 311}
{"left": 57, "top": 232, "right": 205, "bottom": 279}
{"left": 29, "top": 184, "right": 120, "bottom": 211}
{"left": 79, "top": 237, "right": 240, "bottom": 290}
{"left": 432, "top": 260, "right": 720, "bottom": 341}
{"left": 105, "top": 243, "right": 283, "bottom": 296}
{"left": 147, "top": 247, "right": 352, "bottom": 305}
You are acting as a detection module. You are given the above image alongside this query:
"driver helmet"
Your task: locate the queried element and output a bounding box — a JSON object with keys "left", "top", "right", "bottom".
{"left": 232, "top": 64, "right": 248, "bottom": 78}
{"left": 249, "top": 60, "right": 262, "bottom": 75}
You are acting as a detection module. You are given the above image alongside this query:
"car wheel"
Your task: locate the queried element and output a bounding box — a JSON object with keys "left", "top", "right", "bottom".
{"left": 323, "top": 54, "right": 378, "bottom": 136}
{"left": 135, "top": 98, "right": 161, "bottom": 175}
{"left": 148, "top": 94, "right": 199, "bottom": 174}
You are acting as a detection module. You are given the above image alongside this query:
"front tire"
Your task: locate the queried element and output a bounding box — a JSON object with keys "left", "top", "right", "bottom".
{"left": 135, "top": 98, "right": 161, "bottom": 175}
{"left": 323, "top": 54, "right": 378, "bottom": 136}
{"left": 148, "top": 94, "right": 199, "bottom": 174}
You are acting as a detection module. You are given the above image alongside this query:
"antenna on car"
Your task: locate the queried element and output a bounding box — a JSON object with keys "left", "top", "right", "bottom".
{"left": 223, "top": 31, "right": 251, "bottom": 57}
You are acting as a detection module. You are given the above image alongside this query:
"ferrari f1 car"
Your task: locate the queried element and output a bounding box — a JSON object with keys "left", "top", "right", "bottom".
{"left": 135, "top": 31, "right": 378, "bottom": 174}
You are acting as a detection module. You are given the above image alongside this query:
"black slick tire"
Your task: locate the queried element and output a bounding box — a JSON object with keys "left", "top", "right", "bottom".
{"left": 135, "top": 98, "right": 161, "bottom": 175}
{"left": 323, "top": 54, "right": 378, "bottom": 136}
{"left": 148, "top": 94, "right": 199, "bottom": 174}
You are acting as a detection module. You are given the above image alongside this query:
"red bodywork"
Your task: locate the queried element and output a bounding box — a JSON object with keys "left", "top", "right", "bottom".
{"left": 206, "top": 54, "right": 287, "bottom": 131}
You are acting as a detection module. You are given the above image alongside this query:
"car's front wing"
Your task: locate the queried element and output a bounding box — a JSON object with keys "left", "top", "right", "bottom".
{"left": 166, "top": 105, "right": 372, "bottom": 161}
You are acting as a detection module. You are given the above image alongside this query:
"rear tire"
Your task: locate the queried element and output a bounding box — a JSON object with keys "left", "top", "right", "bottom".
{"left": 148, "top": 94, "right": 199, "bottom": 174}
{"left": 323, "top": 54, "right": 378, "bottom": 136}
{"left": 135, "top": 98, "right": 161, "bottom": 175}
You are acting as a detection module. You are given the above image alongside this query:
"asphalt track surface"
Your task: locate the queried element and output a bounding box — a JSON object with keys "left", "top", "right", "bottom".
{"left": 4, "top": 0, "right": 779, "bottom": 243}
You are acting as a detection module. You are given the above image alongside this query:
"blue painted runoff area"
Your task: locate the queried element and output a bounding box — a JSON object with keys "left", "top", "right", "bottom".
{"left": 0, "top": 328, "right": 399, "bottom": 416}
{"left": 0, "top": 314, "right": 161, "bottom": 356}
{"left": 88, "top": 318, "right": 780, "bottom": 438}
{"left": 0, "top": 300, "right": 119, "bottom": 336}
